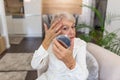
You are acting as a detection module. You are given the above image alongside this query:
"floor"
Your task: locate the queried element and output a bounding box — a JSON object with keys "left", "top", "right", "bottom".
{"left": 7, "top": 37, "right": 42, "bottom": 53}
{"left": 0, "top": 37, "right": 42, "bottom": 80}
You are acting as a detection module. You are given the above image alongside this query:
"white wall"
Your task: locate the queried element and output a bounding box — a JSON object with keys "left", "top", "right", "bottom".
{"left": 6, "top": 16, "right": 14, "bottom": 34}
{"left": 7, "top": 0, "right": 42, "bottom": 37}
{"left": 105, "top": 0, "right": 120, "bottom": 37}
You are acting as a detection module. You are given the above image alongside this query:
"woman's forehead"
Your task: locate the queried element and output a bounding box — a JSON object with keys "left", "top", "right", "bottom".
{"left": 62, "top": 18, "right": 75, "bottom": 26}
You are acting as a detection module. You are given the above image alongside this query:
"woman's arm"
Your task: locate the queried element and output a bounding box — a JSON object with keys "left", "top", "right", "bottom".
{"left": 67, "top": 41, "right": 89, "bottom": 80}
{"left": 31, "top": 17, "right": 63, "bottom": 70}
{"left": 31, "top": 45, "right": 49, "bottom": 69}
{"left": 52, "top": 38, "right": 88, "bottom": 79}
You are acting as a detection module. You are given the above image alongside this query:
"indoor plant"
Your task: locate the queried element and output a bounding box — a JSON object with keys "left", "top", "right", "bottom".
{"left": 76, "top": 5, "right": 120, "bottom": 55}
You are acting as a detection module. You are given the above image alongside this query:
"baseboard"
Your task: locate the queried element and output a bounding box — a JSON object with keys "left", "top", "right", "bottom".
{"left": 8, "top": 34, "right": 43, "bottom": 37}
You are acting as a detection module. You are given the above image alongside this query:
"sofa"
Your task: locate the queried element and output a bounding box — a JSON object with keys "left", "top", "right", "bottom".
{"left": 87, "top": 43, "right": 120, "bottom": 80}
{"left": 36, "top": 42, "right": 120, "bottom": 80}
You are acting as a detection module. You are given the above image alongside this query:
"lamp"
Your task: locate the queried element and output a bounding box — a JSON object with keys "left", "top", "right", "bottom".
{"left": 24, "top": 0, "right": 31, "bottom": 2}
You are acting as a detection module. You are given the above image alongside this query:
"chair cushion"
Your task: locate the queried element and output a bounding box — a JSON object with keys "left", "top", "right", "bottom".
{"left": 86, "top": 51, "right": 99, "bottom": 80}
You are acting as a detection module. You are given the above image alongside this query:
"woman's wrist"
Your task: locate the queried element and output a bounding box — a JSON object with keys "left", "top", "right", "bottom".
{"left": 66, "top": 59, "right": 76, "bottom": 70}
{"left": 42, "top": 39, "right": 51, "bottom": 50}
{"left": 69, "top": 61, "right": 76, "bottom": 69}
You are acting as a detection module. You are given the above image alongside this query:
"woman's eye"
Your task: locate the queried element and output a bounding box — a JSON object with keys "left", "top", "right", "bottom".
{"left": 62, "top": 26, "right": 68, "bottom": 30}
{"left": 63, "top": 27, "right": 67, "bottom": 30}
{"left": 71, "top": 26, "right": 75, "bottom": 28}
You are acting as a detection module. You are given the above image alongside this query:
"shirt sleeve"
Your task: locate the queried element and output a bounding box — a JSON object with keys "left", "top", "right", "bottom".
{"left": 31, "top": 45, "right": 49, "bottom": 70}
{"left": 67, "top": 40, "right": 89, "bottom": 80}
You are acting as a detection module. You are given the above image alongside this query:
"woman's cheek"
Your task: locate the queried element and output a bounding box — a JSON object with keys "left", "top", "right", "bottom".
{"left": 61, "top": 31, "right": 68, "bottom": 35}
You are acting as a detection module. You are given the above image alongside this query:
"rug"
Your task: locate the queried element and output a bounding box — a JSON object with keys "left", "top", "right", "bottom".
{"left": 0, "top": 53, "right": 33, "bottom": 71}
{"left": 0, "top": 71, "right": 27, "bottom": 80}
{"left": 9, "top": 37, "right": 24, "bottom": 44}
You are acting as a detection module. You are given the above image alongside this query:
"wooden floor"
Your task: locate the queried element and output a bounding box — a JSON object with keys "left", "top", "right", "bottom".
{"left": 7, "top": 37, "right": 42, "bottom": 53}
{"left": 0, "top": 37, "right": 43, "bottom": 80}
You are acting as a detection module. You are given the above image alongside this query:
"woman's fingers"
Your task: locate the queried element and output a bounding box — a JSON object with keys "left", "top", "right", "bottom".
{"left": 53, "top": 44, "right": 60, "bottom": 55}
{"left": 43, "top": 23, "right": 48, "bottom": 34}
{"left": 52, "top": 23, "right": 62, "bottom": 37}
{"left": 50, "top": 17, "right": 62, "bottom": 29}
{"left": 43, "top": 17, "right": 63, "bottom": 45}
{"left": 55, "top": 30, "right": 61, "bottom": 36}
{"left": 53, "top": 39, "right": 73, "bottom": 61}
{"left": 53, "top": 39, "right": 65, "bottom": 51}
{"left": 50, "top": 22, "right": 62, "bottom": 39}
{"left": 54, "top": 22, "right": 62, "bottom": 32}
{"left": 53, "top": 42, "right": 64, "bottom": 60}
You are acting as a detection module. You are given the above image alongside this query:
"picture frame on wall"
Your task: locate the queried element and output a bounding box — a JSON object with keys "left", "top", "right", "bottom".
{"left": 4, "top": 0, "right": 24, "bottom": 18}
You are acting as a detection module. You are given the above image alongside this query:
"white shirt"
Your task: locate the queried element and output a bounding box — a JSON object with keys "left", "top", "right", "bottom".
{"left": 31, "top": 38, "right": 89, "bottom": 80}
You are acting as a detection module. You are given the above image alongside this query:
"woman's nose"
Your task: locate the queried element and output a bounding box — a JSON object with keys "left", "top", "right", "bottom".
{"left": 69, "top": 28, "right": 74, "bottom": 35}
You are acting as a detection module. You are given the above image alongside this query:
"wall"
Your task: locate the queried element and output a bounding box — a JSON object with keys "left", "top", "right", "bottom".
{"left": 7, "top": 0, "right": 42, "bottom": 37}
{"left": 105, "top": 0, "right": 120, "bottom": 37}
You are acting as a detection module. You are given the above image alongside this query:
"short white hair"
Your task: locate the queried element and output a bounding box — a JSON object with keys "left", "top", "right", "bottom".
{"left": 51, "top": 12, "right": 75, "bottom": 24}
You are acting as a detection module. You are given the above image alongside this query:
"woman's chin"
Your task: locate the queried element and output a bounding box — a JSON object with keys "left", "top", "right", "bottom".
{"left": 70, "top": 37, "right": 74, "bottom": 41}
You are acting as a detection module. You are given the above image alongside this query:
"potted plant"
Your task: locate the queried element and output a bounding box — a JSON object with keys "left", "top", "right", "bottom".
{"left": 76, "top": 5, "right": 120, "bottom": 55}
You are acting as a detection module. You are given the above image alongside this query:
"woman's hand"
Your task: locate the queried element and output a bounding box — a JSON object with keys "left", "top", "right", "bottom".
{"left": 42, "top": 18, "right": 63, "bottom": 50}
{"left": 52, "top": 39, "right": 76, "bottom": 69}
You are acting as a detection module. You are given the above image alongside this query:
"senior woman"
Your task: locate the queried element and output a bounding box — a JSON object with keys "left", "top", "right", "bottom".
{"left": 31, "top": 12, "right": 89, "bottom": 80}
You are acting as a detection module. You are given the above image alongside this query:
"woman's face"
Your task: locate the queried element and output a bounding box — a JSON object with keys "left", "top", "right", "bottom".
{"left": 61, "top": 18, "right": 76, "bottom": 41}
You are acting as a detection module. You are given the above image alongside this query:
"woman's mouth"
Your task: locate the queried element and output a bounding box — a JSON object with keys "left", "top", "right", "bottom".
{"left": 70, "top": 37, "right": 74, "bottom": 39}
{"left": 70, "top": 37, "right": 74, "bottom": 42}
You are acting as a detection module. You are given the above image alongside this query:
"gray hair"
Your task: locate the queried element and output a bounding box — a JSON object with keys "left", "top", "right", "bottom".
{"left": 51, "top": 12, "right": 75, "bottom": 24}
